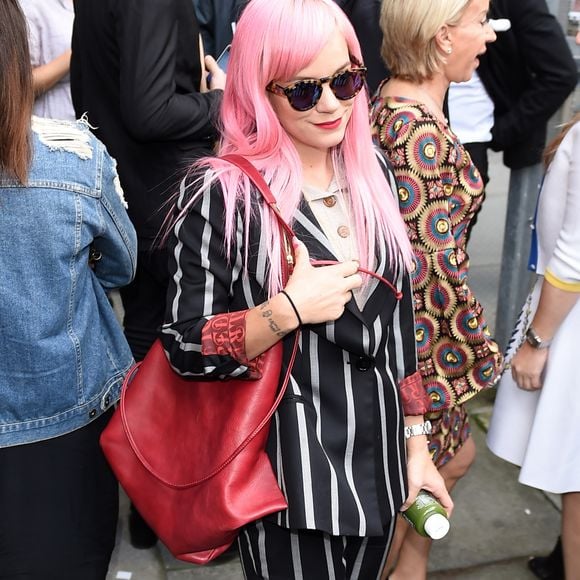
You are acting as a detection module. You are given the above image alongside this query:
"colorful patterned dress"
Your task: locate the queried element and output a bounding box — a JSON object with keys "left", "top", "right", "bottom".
{"left": 371, "top": 93, "right": 502, "bottom": 466}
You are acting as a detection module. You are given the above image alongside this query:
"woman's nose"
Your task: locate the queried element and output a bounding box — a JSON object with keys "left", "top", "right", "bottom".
{"left": 316, "top": 83, "right": 341, "bottom": 111}
{"left": 485, "top": 22, "right": 497, "bottom": 43}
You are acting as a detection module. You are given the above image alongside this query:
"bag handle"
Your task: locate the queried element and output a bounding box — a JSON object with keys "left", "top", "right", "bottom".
{"left": 222, "top": 154, "right": 295, "bottom": 241}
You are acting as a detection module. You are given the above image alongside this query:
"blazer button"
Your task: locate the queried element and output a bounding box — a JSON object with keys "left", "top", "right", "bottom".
{"left": 356, "top": 356, "right": 373, "bottom": 372}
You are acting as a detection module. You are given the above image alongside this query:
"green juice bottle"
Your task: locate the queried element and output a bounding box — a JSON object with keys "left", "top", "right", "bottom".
{"left": 402, "top": 490, "right": 450, "bottom": 539}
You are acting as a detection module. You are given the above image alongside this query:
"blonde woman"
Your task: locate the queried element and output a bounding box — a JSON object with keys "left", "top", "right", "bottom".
{"left": 370, "top": 1, "right": 499, "bottom": 578}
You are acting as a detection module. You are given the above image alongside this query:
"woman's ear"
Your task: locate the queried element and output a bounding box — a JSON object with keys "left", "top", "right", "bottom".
{"left": 435, "top": 24, "right": 453, "bottom": 55}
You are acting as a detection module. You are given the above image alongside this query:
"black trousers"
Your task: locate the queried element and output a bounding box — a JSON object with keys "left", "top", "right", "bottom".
{"left": 119, "top": 246, "right": 170, "bottom": 361}
{"left": 239, "top": 519, "right": 394, "bottom": 580}
{"left": 0, "top": 411, "right": 119, "bottom": 580}
{"left": 463, "top": 141, "right": 490, "bottom": 245}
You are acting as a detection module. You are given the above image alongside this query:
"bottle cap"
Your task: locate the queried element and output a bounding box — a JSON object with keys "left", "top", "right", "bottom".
{"left": 423, "top": 513, "right": 450, "bottom": 540}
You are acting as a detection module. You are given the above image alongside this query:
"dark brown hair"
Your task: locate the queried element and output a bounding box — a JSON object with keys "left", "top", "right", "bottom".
{"left": 0, "top": 0, "right": 34, "bottom": 183}
{"left": 544, "top": 113, "right": 580, "bottom": 168}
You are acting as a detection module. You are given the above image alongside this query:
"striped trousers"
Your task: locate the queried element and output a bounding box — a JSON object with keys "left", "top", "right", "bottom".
{"left": 238, "top": 518, "right": 395, "bottom": 580}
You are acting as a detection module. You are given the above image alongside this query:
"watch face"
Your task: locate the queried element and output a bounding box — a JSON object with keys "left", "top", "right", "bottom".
{"left": 526, "top": 329, "right": 542, "bottom": 348}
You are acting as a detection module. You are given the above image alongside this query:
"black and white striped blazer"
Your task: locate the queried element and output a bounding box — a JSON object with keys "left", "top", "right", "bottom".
{"left": 161, "top": 165, "right": 418, "bottom": 537}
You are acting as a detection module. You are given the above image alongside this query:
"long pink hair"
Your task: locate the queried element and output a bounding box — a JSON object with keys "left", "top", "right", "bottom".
{"left": 181, "top": 0, "right": 412, "bottom": 295}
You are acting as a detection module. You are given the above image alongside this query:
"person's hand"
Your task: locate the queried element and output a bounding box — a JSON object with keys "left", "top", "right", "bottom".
{"left": 511, "top": 342, "right": 548, "bottom": 391}
{"left": 402, "top": 437, "right": 453, "bottom": 517}
{"left": 283, "top": 240, "right": 362, "bottom": 325}
{"left": 204, "top": 55, "right": 227, "bottom": 92}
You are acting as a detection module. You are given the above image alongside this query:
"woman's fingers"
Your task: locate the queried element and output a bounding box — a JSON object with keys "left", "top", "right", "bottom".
{"left": 284, "top": 255, "right": 364, "bottom": 324}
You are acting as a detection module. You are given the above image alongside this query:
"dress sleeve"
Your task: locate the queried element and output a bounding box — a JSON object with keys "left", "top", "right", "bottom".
{"left": 544, "top": 126, "right": 580, "bottom": 292}
{"left": 396, "top": 273, "right": 430, "bottom": 416}
{"left": 161, "top": 174, "right": 264, "bottom": 379}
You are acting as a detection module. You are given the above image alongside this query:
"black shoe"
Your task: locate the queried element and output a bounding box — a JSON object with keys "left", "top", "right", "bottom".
{"left": 128, "top": 505, "right": 158, "bottom": 549}
{"left": 528, "top": 536, "right": 564, "bottom": 580}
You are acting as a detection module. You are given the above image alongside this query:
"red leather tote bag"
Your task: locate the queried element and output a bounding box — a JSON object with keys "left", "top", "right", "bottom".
{"left": 100, "top": 155, "right": 297, "bottom": 564}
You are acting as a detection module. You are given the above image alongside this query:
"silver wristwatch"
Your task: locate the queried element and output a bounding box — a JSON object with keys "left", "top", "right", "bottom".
{"left": 525, "top": 326, "right": 552, "bottom": 350}
{"left": 404, "top": 420, "right": 432, "bottom": 439}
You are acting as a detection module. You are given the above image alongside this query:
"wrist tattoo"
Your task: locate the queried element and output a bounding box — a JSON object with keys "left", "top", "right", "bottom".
{"left": 259, "top": 301, "right": 287, "bottom": 338}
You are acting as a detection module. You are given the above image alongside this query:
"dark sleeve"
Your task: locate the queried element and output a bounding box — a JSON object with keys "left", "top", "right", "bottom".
{"left": 233, "top": 0, "right": 250, "bottom": 20}
{"left": 161, "top": 176, "right": 263, "bottom": 379}
{"left": 346, "top": 0, "right": 389, "bottom": 93}
{"left": 193, "top": 0, "right": 216, "bottom": 57}
{"left": 490, "top": 0, "right": 576, "bottom": 151}
{"left": 116, "top": 0, "right": 221, "bottom": 142}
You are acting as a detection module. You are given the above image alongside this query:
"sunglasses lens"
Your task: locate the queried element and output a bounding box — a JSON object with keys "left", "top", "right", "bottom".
{"left": 287, "top": 82, "right": 322, "bottom": 111}
{"left": 331, "top": 70, "right": 365, "bottom": 100}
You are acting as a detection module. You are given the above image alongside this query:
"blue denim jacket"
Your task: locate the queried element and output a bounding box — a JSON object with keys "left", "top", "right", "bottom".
{"left": 0, "top": 117, "right": 137, "bottom": 447}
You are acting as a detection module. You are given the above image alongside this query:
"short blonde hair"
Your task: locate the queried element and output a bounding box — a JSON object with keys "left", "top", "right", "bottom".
{"left": 380, "top": 0, "right": 472, "bottom": 83}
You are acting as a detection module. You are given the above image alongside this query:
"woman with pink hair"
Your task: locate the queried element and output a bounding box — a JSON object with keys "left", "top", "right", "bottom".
{"left": 161, "top": 0, "right": 451, "bottom": 577}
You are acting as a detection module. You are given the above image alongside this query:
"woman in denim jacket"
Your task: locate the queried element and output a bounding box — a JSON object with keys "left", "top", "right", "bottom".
{"left": 0, "top": 2, "right": 137, "bottom": 577}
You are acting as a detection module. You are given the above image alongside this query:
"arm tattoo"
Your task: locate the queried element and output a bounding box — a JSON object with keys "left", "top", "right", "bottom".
{"left": 259, "top": 301, "right": 287, "bottom": 338}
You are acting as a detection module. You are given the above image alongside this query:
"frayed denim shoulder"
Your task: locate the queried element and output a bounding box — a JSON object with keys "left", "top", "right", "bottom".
{"left": 31, "top": 116, "right": 93, "bottom": 160}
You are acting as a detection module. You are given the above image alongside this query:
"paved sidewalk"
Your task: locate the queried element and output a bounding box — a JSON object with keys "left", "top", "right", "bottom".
{"left": 105, "top": 148, "right": 562, "bottom": 580}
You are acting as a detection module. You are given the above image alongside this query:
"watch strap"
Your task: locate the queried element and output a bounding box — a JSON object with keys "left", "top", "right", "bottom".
{"left": 525, "top": 326, "right": 552, "bottom": 349}
{"left": 404, "top": 420, "right": 432, "bottom": 439}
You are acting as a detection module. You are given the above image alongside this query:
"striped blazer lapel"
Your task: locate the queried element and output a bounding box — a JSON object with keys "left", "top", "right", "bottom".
{"left": 293, "top": 202, "right": 369, "bottom": 327}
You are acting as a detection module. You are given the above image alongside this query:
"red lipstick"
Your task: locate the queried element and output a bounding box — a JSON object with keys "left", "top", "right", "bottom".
{"left": 315, "top": 118, "right": 342, "bottom": 130}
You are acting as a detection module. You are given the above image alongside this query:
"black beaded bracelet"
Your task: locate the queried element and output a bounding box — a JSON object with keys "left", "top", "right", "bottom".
{"left": 280, "top": 290, "right": 303, "bottom": 327}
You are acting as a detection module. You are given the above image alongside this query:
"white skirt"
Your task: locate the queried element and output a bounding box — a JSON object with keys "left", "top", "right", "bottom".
{"left": 487, "top": 279, "right": 580, "bottom": 494}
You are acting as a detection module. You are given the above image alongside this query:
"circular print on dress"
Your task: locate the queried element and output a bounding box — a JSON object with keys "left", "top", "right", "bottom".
{"left": 406, "top": 122, "right": 448, "bottom": 178}
{"left": 424, "top": 278, "right": 457, "bottom": 318}
{"left": 466, "top": 356, "right": 499, "bottom": 389}
{"left": 428, "top": 436, "right": 443, "bottom": 464}
{"left": 415, "top": 313, "right": 440, "bottom": 358}
{"left": 433, "top": 249, "right": 462, "bottom": 284}
{"left": 410, "top": 251, "right": 430, "bottom": 290}
{"left": 440, "top": 169, "right": 456, "bottom": 191}
{"left": 396, "top": 169, "right": 426, "bottom": 220}
{"left": 450, "top": 303, "right": 485, "bottom": 344}
{"left": 418, "top": 206, "right": 452, "bottom": 252}
{"left": 458, "top": 161, "right": 483, "bottom": 197}
{"left": 425, "top": 377, "right": 454, "bottom": 411}
{"left": 448, "top": 191, "right": 469, "bottom": 225}
{"left": 381, "top": 108, "right": 417, "bottom": 146}
{"left": 432, "top": 339, "right": 475, "bottom": 379}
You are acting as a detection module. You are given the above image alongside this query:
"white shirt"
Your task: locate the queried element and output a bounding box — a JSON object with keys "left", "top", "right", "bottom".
{"left": 19, "top": 0, "right": 75, "bottom": 120}
{"left": 448, "top": 72, "right": 495, "bottom": 144}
